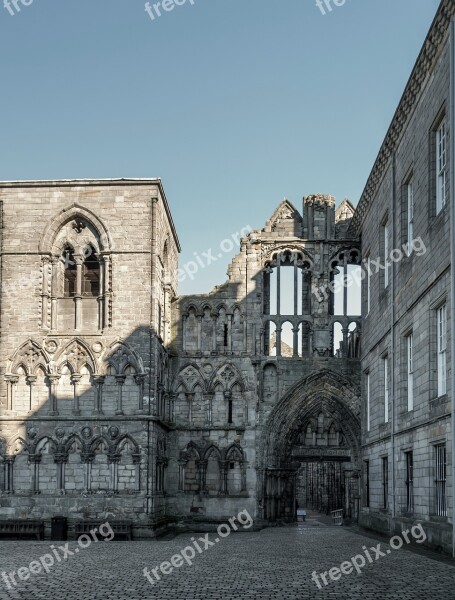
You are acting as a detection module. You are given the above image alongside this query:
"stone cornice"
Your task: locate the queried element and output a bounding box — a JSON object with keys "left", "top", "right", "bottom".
{"left": 351, "top": 0, "right": 455, "bottom": 234}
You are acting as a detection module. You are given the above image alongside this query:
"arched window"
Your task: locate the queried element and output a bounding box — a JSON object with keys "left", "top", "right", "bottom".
{"left": 63, "top": 247, "right": 77, "bottom": 298}
{"left": 82, "top": 246, "right": 100, "bottom": 297}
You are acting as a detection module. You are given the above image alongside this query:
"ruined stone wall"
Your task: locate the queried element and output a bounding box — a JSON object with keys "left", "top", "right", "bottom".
{"left": 170, "top": 197, "right": 361, "bottom": 522}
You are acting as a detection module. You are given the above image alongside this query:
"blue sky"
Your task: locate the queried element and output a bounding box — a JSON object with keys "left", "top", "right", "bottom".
{"left": 0, "top": 0, "right": 441, "bottom": 294}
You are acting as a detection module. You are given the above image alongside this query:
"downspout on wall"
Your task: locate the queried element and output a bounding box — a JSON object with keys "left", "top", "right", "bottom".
{"left": 391, "top": 152, "right": 397, "bottom": 524}
{"left": 450, "top": 17, "right": 455, "bottom": 558}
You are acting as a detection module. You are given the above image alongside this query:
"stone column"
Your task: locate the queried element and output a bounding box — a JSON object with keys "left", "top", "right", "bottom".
{"left": 26, "top": 375, "right": 37, "bottom": 413}
{"left": 71, "top": 374, "right": 82, "bottom": 415}
{"left": 54, "top": 454, "right": 68, "bottom": 493}
{"left": 48, "top": 375, "right": 60, "bottom": 416}
{"left": 29, "top": 454, "right": 41, "bottom": 494}
{"left": 205, "top": 393, "right": 213, "bottom": 425}
{"left": 197, "top": 459, "right": 208, "bottom": 495}
{"left": 51, "top": 257, "right": 59, "bottom": 331}
{"left": 115, "top": 375, "right": 126, "bottom": 415}
{"left": 178, "top": 459, "right": 187, "bottom": 492}
{"left": 219, "top": 460, "right": 228, "bottom": 496}
{"left": 197, "top": 316, "right": 202, "bottom": 353}
{"left": 276, "top": 326, "right": 282, "bottom": 357}
{"left": 4, "top": 456, "right": 15, "bottom": 494}
{"left": 135, "top": 374, "right": 146, "bottom": 414}
{"left": 292, "top": 327, "right": 299, "bottom": 357}
{"left": 227, "top": 314, "right": 233, "bottom": 352}
{"left": 93, "top": 376, "right": 105, "bottom": 415}
{"left": 186, "top": 393, "right": 194, "bottom": 424}
{"left": 212, "top": 314, "right": 217, "bottom": 351}
{"left": 41, "top": 256, "right": 51, "bottom": 328}
{"left": 182, "top": 315, "right": 187, "bottom": 352}
{"left": 108, "top": 453, "right": 120, "bottom": 494}
{"left": 81, "top": 452, "right": 94, "bottom": 494}
{"left": 5, "top": 375, "right": 18, "bottom": 411}
{"left": 74, "top": 254, "right": 84, "bottom": 330}
{"left": 103, "top": 255, "right": 111, "bottom": 329}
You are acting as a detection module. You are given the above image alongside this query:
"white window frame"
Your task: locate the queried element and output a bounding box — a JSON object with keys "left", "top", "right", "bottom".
{"left": 384, "top": 221, "right": 390, "bottom": 288}
{"left": 406, "top": 183, "right": 414, "bottom": 255}
{"left": 366, "top": 256, "right": 371, "bottom": 315}
{"left": 436, "top": 120, "right": 447, "bottom": 214}
{"left": 437, "top": 304, "right": 447, "bottom": 397}
{"left": 366, "top": 373, "right": 371, "bottom": 432}
{"left": 407, "top": 333, "right": 414, "bottom": 411}
{"left": 384, "top": 355, "right": 389, "bottom": 423}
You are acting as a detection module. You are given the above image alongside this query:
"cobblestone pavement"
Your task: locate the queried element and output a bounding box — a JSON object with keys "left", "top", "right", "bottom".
{"left": 0, "top": 524, "right": 454, "bottom": 600}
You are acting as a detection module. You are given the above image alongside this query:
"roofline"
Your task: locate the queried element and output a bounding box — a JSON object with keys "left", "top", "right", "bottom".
{"left": 0, "top": 178, "right": 181, "bottom": 252}
{"left": 351, "top": 0, "right": 455, "bottom": 234}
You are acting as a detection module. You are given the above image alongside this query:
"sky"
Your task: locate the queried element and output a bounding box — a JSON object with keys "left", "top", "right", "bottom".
{"left": 0, "top": 0, "right": 441, "bottom": 294}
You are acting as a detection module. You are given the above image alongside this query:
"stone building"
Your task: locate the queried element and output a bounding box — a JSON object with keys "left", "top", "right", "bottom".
{"left": 169, "top": 196, "right": 362, "bottom": 523}
{"left": 1, "top": 0, "right": 453, "bottom": 554}
{"left": 0, "top": 179, "right": 180, "bottom": 536}
{"left": 353, "top": 0, "right": 455, "bottom": 554}
{"left": 0, "top": 181, "right": 362, "bottom": 534}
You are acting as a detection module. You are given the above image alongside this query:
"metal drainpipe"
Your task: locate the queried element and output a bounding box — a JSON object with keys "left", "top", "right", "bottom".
{"left": 391, "top": 151, "right": 397, "bottom": 525}
{"left": 449, "top": 17, "right": 455, "bottom": 558}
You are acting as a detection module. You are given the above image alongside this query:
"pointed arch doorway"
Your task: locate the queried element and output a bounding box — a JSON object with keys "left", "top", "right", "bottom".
{"left": 259, "top": 370, "right": 361, "bottom": 522}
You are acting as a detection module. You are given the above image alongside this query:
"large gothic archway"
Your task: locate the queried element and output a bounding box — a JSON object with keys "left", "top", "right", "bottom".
{"left": 258, "top": 369, "right": 361, "bottom": 522}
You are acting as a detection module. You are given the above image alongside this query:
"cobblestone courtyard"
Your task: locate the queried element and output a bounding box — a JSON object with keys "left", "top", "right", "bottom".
{"left": 0, "top": 523, "right": 454, "bottom": 600}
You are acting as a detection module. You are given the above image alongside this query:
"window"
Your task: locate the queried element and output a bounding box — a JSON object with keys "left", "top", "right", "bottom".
{"left": 364, "top": 460, "right": 370, "bottom": 508}
{"left": 366, "top": 373, "right": 371, "bottom": 432}
{"left": 437, "top": 305, "right": 447, "bottom": 397}
{"left": 407, "top": 333, "right": 414, "bottom": 411}
{"left": 383, "top": 221, "right": 390, "bottom": 288}
{"left": 406, "top": 183, "right": 414, "bottom": 255}
{"left": 436, "top": 119, "right": 447, "bottom": 214}
{"left": 405, "top": 451, "right": 414, "bottom": 513}
{"left": 81, "top": 248, "right": 100, "bottom": 297}
{"left": 365, "top": 255, "right": 371, "bottom": 315}
{"left": 434, "top": 444, "right": 447, "bottom": 517}
{"left": 384, "top": 355, "right": 389, "bottom": 423}
{"left": 63, "top": 247, "right": 77, "bottom": 297}
{"left": 382, "top": 456, "right": 389, "bottom": 510}
{"left": 228, "top": 398, "right": 233, "bottom": 424}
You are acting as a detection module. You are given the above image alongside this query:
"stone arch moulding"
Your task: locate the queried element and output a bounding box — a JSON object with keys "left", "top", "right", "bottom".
{"left": 208, "top": 363, "right": 247, "bottom": 393}
{"left": 54, "top": 338, "right": 98, "bottom": 375}
{"left": 102, "top": 339, "right": 145, "bottom": 376}
{"left": 39, "top": 203, "right": 113, "bottom": 254}
{"left": 262, "top": 244, "right": 314, "bottom": 269}
{"left": 7, "top": 339, "right": 50, "bottom": 376}
{"left": 38, "top": 204, "right": 114, "bottom": 331}
{"left": 259, "top": 369, "right": 360, "bottom": 469}
{"left": 172, "top": 363, "right": 207, "bottom": 393}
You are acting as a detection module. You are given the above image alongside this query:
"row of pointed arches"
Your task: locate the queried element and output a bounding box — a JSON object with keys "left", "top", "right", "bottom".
{"left": 182, "top": 304, "right": 245, "bottom": 354}
{"left": 179, "top": 442, "right": 246, "bottom": 496}
{"left": 4, "top": 338, "right": 146, "bottom": 416}
{"left": 172, "top": 363, "right": 250, "bottom": 426}
{"left": 0, "top": 430, "right": 141, "bottom": 495}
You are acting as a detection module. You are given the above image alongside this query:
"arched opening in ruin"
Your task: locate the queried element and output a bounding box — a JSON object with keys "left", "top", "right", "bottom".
{"left": 259, "top": 370, "right": 361, "bottom": 523}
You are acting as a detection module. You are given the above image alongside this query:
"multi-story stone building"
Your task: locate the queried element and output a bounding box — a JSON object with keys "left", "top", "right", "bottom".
{"left": 0, "top": 179, "right": 180, "bottom": 536}
{"left": 1, "top": 0, "right": 454, "bottom": 556}
{"left": 0, "top": 182, "right": 362, "bottom": 535}
{"left": 353, "top": 0, "right": 455, "bottom": 554}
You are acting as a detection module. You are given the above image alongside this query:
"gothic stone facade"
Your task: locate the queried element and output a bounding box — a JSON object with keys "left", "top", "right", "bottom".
{"left": 0, "top": 179, "right": 179, "bottom": 537}
{"left": 0, "top": 182, "right": 362, "bottom": 535}
{"left": 354, "top": 0, "right": 455, "bottom": 554}
{"left": 169, "top": 195, "right": 362, "bottom": 523}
